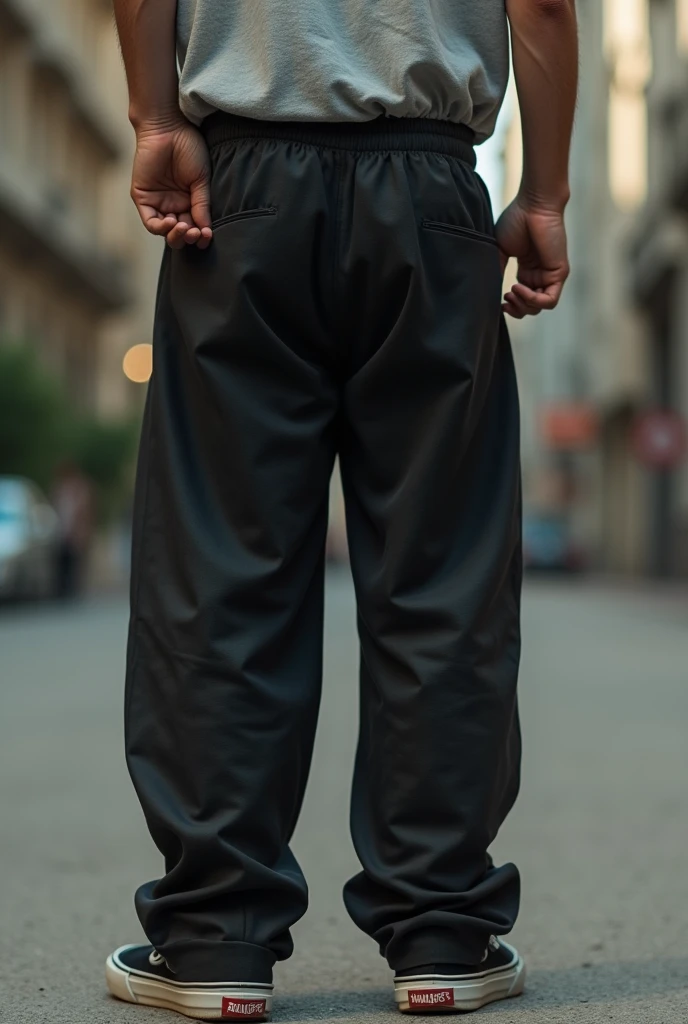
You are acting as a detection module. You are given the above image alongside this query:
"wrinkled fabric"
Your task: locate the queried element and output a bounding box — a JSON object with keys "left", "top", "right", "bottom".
{"left": 176, "top": 0, "right": 510, "bottom": 143}
{"left": 125, "top": 115, "right": 522, "bottom": 982}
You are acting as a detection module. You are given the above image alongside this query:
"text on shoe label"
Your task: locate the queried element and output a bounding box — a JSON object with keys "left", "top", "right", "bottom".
{"left": 221, "top": 997, "right": 267, "bottom": 1019}
{"left": 408, "top": 988, "right": 455, "bottom": 1008}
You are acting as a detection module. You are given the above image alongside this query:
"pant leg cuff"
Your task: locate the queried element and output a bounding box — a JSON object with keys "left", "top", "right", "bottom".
{"left": 388, "top": 929, "right": 491, "bottom": 973}
{"left": 162, "top": 940, "right": 276, "bottom": 983}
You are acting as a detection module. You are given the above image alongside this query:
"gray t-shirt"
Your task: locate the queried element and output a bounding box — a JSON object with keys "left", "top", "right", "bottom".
{"left": 177, "top": 1, "right": 509, "bottom": 144}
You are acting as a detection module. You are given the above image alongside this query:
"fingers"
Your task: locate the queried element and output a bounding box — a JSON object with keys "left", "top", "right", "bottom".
{"left": 165, "top": 213, "right": 198, "bottom": 249}
{"left": 502, "top": 282, "right": 542, "bottom": 319}
{"left": 515, "top": 280, "right": 564, "bottom": 311}
{"left": 502, "top": 292, "right": 532, "bottom": 319}
{"left": 502, "top": 298, "right": 525, "bottom": 319}
{"left": 134, "top": 203, "right": 213, "bottom": 248}
{"left": 137, "top": 205, "right": 178, "bottom": 237}
{"left": 502, "top": 280, "right": 564, "bottom": 319}
{"left": 193, "top": 226, "right": 213, "bottom": 250}
{"left": 167, "top": 219, "right": 215, "bottom": 249}
{"left": 190, "top": 176, "right": 212, "bottom": 233}
{"left": 189, "top": 176, "right": 214, "bottom": 249}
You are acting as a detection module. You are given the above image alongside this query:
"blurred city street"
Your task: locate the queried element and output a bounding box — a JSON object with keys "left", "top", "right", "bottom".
{"left": 2, "top": 571, "right": 688, "bottom": 1024}
{"left": 2, "top": 1, "right": 688, "bottom": 1021}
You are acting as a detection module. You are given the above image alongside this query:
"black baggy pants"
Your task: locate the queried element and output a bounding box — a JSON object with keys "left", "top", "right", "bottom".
{"left": 125, "top": 115, "right": 522, "bottom": 984}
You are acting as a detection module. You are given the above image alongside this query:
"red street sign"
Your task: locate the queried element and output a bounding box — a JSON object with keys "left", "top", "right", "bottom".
{"left": 632, "top": 410, "right": 687, "bottom": 469}
{"left": 540, "top": 404, "right": 599, "bottom": 450}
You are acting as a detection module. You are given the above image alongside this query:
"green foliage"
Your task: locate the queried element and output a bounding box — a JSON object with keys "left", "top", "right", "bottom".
{"left": 65, "top": 417, "right": 139, "bottom": 522}
{"left": 0, "top": 342, "right": 139, "bottom": 522}
{"left": 0, "top": 345, "right": 69, "bottom": 488}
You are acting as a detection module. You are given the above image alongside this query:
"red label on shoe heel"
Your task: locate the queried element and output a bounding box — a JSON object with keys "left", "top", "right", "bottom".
{"left": 408, "top": 988, "right": 455, "bottom": 1008}
{"left": 221, "top": 997, "right": 267, "bottom": 1018}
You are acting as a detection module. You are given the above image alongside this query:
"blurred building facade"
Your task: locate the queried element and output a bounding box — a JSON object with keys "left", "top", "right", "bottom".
{"left": 0, "top": 0, "right": 159, "bottom": 415}
{"left": 506, "top": 0, "right": 688, "bottom": 577}
{"left": 630, "top": 0, "right": 688, "bottom": 575}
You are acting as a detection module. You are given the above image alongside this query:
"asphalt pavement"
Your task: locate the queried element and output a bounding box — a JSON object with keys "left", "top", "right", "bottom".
{"left": 1, "top": 571, "right": 688, "bottom": 1023}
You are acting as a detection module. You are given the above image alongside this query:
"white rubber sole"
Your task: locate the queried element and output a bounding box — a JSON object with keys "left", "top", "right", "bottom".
{"left": 394, "top": 944, "right": 526, "bottom": 1014}
{"left": 106, "top": 946, "right": 273, "bottom": 1020}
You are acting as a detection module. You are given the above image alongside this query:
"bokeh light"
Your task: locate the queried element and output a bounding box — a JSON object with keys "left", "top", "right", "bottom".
{"left": 123, "top": 344, "right": 153, "bottom": 383}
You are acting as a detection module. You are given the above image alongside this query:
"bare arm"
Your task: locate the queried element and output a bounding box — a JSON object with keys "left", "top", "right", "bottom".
{"left": 509, "top": 0, "right": 577, "bottom": 209}
{"left": 113, "top": 0, "right": 212, "bottom": 248}
{"left": 498, "top": 0, "right": 578, "bottom": 317}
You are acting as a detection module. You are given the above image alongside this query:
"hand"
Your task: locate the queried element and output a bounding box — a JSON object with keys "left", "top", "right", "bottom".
{"left": 495, "top": 197, "right": 570, "bottom": 319}
{"left": 131, "top": 119, "right": 213, "bottom": 249}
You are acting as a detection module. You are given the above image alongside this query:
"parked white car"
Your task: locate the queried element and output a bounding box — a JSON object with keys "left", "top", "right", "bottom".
{"left": 0, "top": 477, "right": 60, "bottom": 600}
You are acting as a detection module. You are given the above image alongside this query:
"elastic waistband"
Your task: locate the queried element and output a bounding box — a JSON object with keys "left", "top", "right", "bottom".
{"left": 202, "top": 112, "right": 476, "bottom": 165}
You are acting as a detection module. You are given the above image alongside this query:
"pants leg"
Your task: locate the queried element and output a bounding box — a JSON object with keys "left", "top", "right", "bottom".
{"left": 126, "top": 114, "right": 520, "bottom": 982}
{"left": 338, "top": 146, "right": 522, "bottom": 970}
{"left": 125, "top": 137, "right": 338, "bottom": 981}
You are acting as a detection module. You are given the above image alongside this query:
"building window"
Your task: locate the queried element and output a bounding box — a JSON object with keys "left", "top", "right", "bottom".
{"left": 678, "top": 0, "right": 688, "bottom": 54}
{"left": 604, "top": 0, "right": 651, "bottom": 210}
